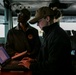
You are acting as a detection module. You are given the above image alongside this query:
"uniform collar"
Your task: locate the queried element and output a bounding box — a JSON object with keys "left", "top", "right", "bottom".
{"left": 43, "top": 22, "right": 59, "bottom": 34}
{"left": 15, "top": 23, "right": 30, "bottom": 31}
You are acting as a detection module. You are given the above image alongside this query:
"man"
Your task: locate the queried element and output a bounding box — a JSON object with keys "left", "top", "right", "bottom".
{"left": 19, "top": 7, "right": 73, "bottom": 75}
{"left": 5, "top": 8, "right": 41, "bottom": 60}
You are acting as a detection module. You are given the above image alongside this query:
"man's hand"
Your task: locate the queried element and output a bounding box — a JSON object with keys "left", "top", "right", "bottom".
{"left": 22, "top": 57, "right": 33, "bottom": 61}
{"left": 18, "top": 58, "right": 31, "bottom": 69}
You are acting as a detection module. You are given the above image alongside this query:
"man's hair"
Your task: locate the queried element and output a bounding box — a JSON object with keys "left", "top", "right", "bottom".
{"left": 20, "top": 8, "right": 30, "bottom": 21}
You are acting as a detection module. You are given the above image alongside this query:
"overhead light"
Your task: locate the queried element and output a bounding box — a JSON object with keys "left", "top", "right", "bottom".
{"left": 72, "top": 4, "right": 76, "bottom": 8}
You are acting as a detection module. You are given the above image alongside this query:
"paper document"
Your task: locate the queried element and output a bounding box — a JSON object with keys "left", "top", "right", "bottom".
{"left": 11, "top": 51, "right": 27, "bottom": 59}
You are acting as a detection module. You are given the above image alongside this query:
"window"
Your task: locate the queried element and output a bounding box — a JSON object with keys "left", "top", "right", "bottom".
{"left": 60, "top": 16, "right": 76, "bottom": 30}
{"left": 0, "top": 16, "right": 5, "bottom": 37}
{"left": 13, "top": 17, "right": 18, "bottom": 27}
{"left": 60, "top": 16, "right": 76, "bottom": 55}
{"left": 0, "top": 25, "right": 5, "bottom": 37}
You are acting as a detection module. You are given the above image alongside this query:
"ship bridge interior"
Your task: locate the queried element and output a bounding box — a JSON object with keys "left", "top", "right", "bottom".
{"left": 0, "top": 0, "right": 76, "bottom": 73}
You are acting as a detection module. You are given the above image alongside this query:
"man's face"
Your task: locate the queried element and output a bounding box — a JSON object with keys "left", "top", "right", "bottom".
{"left": 18, "top": 12, "right": 26, "bottom": 23}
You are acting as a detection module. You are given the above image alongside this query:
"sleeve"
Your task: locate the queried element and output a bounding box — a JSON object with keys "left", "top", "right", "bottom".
{"left": 29, "top": 30, "right": 41, "bottom": 58}
{"left": 5, "top": 30, "right": 16, "bottom": 56}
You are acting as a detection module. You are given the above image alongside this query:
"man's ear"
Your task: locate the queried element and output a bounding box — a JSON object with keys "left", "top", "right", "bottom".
{"left": 46, "top": 16, "right": 50, "bottom": 22}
